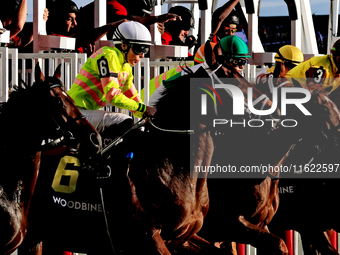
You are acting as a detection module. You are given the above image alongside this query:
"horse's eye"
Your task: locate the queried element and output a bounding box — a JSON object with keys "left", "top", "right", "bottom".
{"left": 52, "top": 97, "right": 64, "bottom": 108}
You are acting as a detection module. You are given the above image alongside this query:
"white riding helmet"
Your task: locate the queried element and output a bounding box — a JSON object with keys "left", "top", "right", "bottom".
{"left": 112, "top": 21, "right": 153, "bottom": 46}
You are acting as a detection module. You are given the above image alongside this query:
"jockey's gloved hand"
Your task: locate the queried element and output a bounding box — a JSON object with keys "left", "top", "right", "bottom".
{"left": 143, "top": 106, "right": 157, "bottom": 118}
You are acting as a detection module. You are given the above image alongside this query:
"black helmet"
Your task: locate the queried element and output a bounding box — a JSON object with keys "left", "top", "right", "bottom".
{"left": 53, "top": 0, "right": 80, "bottom": 14}
{"left": 140, "top": 0, "right": 157, "bottom": 15}
{"left": 3, "top": 0, "right": 22, "bottom": 17}
{"left": 222, "top": 9, "right": 239, "bottom": 26}
{"left": 168, "top": 6, "right": 195, "bottom": 30}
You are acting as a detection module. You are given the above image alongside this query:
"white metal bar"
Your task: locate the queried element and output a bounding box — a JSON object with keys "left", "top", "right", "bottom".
{"left": 246, "top": 245, "right": 257, "bottom": 255}
{"left": 9, "top": 48, "right": 19, "bottom": 88}
{"left": 143, "top": 58, "right": 150, "bottom": 105}
{"left": 0, "top": 47, "right": 9, "bottom": 102}
{"left": 70, "top": 53, "right": 78, "bottom": 87}
{"left": 10, "top": 250, "right": 18, "bottom": 255}
{"left": 200, "top": 1, "right": 212, "bottom": 45}
{"left": 294, "top": 231, "right": 303, "bottom": 255}
{"left": 65, "top": 62, "right": 71, "bottom": 91}
{"left": 327, "top": 0, "right": 340, "bottom": 53}
{"left": 300, "top": 0, "right": 318, "bottom": 54}
{"left": 134, "top": 61, "right": 142, "bottom": 95}
{"left": 291, "top": 0, "right": 302, "bottom": 49}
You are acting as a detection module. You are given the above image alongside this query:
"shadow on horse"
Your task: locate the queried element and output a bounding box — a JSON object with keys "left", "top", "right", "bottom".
{"left": 0, "top": 63, "right": 102, "bottom": 255}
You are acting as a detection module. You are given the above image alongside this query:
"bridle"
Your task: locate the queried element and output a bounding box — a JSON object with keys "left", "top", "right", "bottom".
{"left": 41, "top": 83, "right": 86, "bottom": 151}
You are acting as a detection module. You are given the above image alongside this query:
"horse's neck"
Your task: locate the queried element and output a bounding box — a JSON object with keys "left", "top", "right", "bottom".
{"left": 0, "top": 116, "right": 43, "bottom": 159}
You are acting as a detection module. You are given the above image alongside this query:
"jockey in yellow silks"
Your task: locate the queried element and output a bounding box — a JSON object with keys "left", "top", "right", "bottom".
{"left": 285, "top": 40, "right": 340, "bottom": 94}
{"left": 69, "top": 46, "right": 146, "bottom": 117}
{"left": 68, "top": 21, "right": 157, "bottom": 146}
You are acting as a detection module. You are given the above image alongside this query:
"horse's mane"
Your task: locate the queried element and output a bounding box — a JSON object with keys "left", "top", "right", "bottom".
{"left": 153, "top": 66, "right": 214, "bottom": 130}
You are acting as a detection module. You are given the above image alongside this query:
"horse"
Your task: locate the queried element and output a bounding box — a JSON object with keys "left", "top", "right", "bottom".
{"left": 20, "top": 59, "right": 304, "bottom": 255}
{"left": 0, "top": 63, "right": 102, "bottom": 255}
{"left": 20, "top": 61, "right": 334, "bottom": 255}
{"left": 222, "top": 76, "right": 340, "bottom": 255}
{"left": 193, "top": 63, "right": 340, "bottom": 255}
{"left": 260, "top": 85, "right": 340, "bottom": 255}
{"left": 18, "top": 64, "right": 223, "bottom": 255}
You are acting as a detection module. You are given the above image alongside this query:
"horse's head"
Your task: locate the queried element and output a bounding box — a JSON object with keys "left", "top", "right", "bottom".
{"left": 34, "top": 63, "right": 102, "bottom": 155}
{"left": 3, "top": 63, "right": 102, "bottom": 156}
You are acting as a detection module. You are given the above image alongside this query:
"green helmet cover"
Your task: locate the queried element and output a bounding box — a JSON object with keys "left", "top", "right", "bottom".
{"left": 220, "top": 35, "right": 251, "bottom": 58}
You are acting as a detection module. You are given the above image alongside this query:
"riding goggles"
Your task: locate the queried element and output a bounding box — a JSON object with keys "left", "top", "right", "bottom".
{"left": 225, "top": 27, "right": 238, "bottom": 33}
{"left": 229, "top": 58, "right": 248, "bottom": 67}
{"left": 131, "top": 44, "right": 150, "bottom": 55}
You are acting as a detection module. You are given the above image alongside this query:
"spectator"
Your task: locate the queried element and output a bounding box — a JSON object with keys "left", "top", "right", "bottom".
{"left": 77, "top": 0, "right": 179, "bottom": 40}
{"left": 0, "top": 0, "right": 45, "bottom": 49}
{"left": 0, "top": 0, "right": 27, "bottom": 40}
{"left": 67, "top": 21, "right": 156, "bottom": 145}
{"left": 254, "top": 45, "right": 304, "bottom": 97}
{"left": 210, "top": 0, "right": 240, "bottom": 43}
{"left": 159, "top": 5, "right": 197, "bottom": 59}
{"left": 47, "top": 0, "right": 126, "bottom": 55}
{"left": 161, "top": 6, "right": 195, "bottom": 46}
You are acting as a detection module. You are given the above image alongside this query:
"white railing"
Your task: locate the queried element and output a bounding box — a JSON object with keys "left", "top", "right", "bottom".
{"left": 135, "top": 58, "right": 194, "bottom": 106}
{"left": 17, "top": 53, "right": 87, "bottom": 91}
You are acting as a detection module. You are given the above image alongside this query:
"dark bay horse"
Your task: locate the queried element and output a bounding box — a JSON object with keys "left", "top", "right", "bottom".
{"left": 192, "top": 64, "right": 340, "bottom": 255}
{"left": 224, "top": 77, "right": 340, "bottom": 255}
{"left": 0, "top": 63, "right": 101, "bottom": 255}
{"left": 261, "top": 84, "right": 340, "bottom": 255}
{"left": 19, "top": 64, "right": 221, "bottom": 255}
{"left": 21, "top": 61, "right": 297, "bottom": 255}
{"left": 20, "top": 62, "right": 336, "bottom": 255}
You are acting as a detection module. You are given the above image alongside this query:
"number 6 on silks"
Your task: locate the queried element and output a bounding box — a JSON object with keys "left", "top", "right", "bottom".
{"left": 51, "top": 155, "right": 80, "bottom": 194}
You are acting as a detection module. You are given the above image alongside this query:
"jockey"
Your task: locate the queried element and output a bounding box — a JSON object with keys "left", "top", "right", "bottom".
{"left": 285, "top": 39, "right": 340, "bottom": 94}
{"left": 255, "top": 45, "right": 304, "bottom": 96}
{"left": 194, "top": 35, "right": 250, "bottom": 73}
{"left": 148, "top": 35, "right": 251, "bottom": 106}
{"left": 211, "top": 8, "right": 240, "bottom": 43}
{"left": 68, "top": 21, "right": 157, "bottom": 146}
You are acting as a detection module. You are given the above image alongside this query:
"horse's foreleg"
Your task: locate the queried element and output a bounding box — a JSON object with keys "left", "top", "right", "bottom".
{"left": 149, "top": 229, "right": 172, "bottom": 255}
{"left": 236, "top": 215, "right": 288, "bottom": 255}
{"left": 172, "top": 234, "right": 224, "bottom": 255}
{"left": 299, "top": 229, "right": 339, "bottom": 255}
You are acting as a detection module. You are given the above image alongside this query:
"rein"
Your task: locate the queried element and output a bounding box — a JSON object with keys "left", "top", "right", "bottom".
{"left": 147, "top": 118, "right": 195, "bottom": 135}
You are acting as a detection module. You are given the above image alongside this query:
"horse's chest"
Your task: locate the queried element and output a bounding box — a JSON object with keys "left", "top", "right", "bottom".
{"left": 33, "top": 154, "right": 108, "bottom": 248}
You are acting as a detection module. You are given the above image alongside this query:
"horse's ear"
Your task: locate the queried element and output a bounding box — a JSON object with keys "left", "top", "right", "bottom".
{"left": 54, "top": 64, "right": 62, "bottom": 80}
{"left": 34, "top": 63, "right": 45, "bottom": 82}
